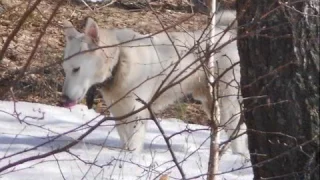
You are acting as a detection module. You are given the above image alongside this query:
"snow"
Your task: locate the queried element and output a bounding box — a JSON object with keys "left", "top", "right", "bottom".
{"left": 0, "top": 101, "right": 253, "bottom": 180}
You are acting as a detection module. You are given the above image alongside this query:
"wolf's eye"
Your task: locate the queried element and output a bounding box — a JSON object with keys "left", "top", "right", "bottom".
{"left": 72, "top": 67, "right": 80, "bottom": 73}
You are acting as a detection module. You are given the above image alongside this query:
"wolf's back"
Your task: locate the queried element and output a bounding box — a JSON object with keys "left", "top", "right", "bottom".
{"left": 215, "top": 10, "right": 237, "bottom": 28}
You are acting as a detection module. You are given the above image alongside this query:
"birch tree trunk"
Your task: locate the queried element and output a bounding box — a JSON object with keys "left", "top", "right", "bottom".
{"left": 206, "top": 0, "right": 220, "bottom": 179}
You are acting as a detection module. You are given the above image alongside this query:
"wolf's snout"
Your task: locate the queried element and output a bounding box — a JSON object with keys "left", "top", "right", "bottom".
{"left": 60, "top": 94, "right": 77, "bottom": 108}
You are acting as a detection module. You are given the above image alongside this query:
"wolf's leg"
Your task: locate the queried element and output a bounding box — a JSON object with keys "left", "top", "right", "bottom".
{"left": 229, "top": 123, "right": 248, "bottom": 157}
{"left": 115, "top": 120, "right": 128, "bottom": 148}
{"left": 108, "top": 96, "right": 149, "bottom": 152}
{"left": 192, "top": 84, "right": 214, "bottom": 122}
{"left": 124, "top": 110, "right": 149, "bottom": 153}
{"left": 219, "top": 100, "right": 249, "bottom": 156}
{"left": 193, "top": 82, "right": 248, "bottom": 156}
{"left": 110, "top": 112, "right": 128, "bottom": 147}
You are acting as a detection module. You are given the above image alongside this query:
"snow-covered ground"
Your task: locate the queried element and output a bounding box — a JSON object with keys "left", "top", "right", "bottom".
{"left": 0, "top": 101, "right": 253, "bottom": 180}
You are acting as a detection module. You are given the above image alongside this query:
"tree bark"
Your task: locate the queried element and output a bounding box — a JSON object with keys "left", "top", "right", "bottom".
{"left": 236, "top": 0, "right": 319, "bottom": 179}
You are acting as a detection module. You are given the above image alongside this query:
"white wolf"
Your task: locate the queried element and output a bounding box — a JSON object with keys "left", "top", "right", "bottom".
{"left": 61, "top": 10, "right": 248, "bottom": 155}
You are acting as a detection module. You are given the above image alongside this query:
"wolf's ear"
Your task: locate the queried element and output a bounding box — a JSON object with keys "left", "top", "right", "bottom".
{"left": 84, "top": 18, "right": 99, "bottom": 43}
{"left": 62, "top": 20, "right": 79, "bottom": 40}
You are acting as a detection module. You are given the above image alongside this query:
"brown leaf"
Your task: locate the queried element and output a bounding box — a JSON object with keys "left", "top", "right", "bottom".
{"left": 159, "top": 174, "right": 169, "bottom": 180}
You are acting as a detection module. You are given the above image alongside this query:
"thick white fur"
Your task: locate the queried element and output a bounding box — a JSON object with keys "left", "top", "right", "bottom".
{"left": 61, "top": 10, "right": 248, "bottom": 155}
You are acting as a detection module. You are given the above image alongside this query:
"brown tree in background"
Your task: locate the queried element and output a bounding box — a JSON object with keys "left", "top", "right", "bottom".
{"left": 236, "top": 0, "right": 319, "bottom": 179}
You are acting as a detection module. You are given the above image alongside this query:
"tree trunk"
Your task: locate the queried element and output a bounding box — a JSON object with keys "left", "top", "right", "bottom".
{"left": 236, "top": 0, "right": 319, "bottom": 179}
{"left": 206, "top": 0, "right": 220, "bottom": 179}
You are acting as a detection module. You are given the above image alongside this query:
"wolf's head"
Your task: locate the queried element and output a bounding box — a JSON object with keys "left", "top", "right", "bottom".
{"left": 61, "top": 18, "right": 119, "bottom": 108}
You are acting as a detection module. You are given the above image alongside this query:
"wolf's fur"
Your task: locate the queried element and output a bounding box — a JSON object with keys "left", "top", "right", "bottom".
{"left": 61, "top": 10, "right": 248, "bottom": 155}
